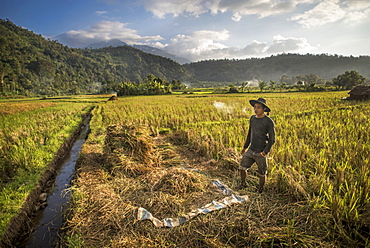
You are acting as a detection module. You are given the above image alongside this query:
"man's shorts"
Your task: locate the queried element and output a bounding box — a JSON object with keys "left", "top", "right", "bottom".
{"left": 239, "top": 149, "right": 268, "bottom": 175}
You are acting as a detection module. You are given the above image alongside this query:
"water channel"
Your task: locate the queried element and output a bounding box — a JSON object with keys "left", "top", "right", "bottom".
{"left": 25, "top": 116, "right": 91, "bottom": 248}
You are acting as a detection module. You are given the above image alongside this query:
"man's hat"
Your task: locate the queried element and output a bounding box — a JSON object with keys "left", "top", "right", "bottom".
{"left": 249, "top": 98, "right": 271, "bottom": 112}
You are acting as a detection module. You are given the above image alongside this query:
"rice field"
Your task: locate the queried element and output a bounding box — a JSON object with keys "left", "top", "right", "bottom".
{"left": 62, "top": 91, "right": 369, "bottom": 247}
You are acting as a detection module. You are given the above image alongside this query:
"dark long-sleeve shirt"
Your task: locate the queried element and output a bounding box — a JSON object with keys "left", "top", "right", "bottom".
{"left": 243, "top": 115, "right": 275, "bottom": 154}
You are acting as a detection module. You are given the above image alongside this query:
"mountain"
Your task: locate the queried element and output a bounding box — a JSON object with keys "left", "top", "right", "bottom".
{"left": 0, "top": 19, "right": 190, "bottom": 96}
{"left": 184, "top": 54, "right": 370, "bottom": 84}
{"left": 86, "top": 39, "right": 127, "bottom": 49}
{"left": 86, "top": 40, "right": 191, "bottom": 65}
{"left": 132, "top": 45, "right": 191, "bottom": 65}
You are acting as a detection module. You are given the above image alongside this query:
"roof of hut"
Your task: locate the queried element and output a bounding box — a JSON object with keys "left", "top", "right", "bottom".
{"left": 348, "top": 85, "right": 370, "bottom": 95}
{"left": 108, "top": 95, "right": 118, "bottom": 101}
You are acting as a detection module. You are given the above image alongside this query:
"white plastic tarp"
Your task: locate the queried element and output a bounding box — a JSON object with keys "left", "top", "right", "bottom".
{"left": 137, "top": 180, "right": 248, "bottom": 228}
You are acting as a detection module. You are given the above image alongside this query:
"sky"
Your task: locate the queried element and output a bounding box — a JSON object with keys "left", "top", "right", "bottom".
{"left": 1, "top": 0, "right": 370, "bottom": 62}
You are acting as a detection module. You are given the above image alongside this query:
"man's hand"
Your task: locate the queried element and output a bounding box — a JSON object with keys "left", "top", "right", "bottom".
{"left": 260, "top": 151, "right": 267, "bottom": 157}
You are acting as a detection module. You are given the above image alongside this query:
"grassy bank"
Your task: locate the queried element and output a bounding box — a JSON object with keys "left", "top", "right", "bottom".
{"left": 0, "top": 96, "right": 109, "bottom": 240}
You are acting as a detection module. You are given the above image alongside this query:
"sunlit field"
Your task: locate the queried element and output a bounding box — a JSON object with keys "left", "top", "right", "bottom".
{"left": 62, "top": 91, "right": 369, "bottom": 247}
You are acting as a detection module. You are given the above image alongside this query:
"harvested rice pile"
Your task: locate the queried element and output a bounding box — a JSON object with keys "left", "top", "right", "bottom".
{"left": 62, "top": 124, "right": 332, "bottom": 247}
{"left": 105, "top": 124, "right": 154, "bottom": 163}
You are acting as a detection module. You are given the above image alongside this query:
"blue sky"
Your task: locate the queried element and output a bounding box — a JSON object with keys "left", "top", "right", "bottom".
{"left": 1, "top": 0, "right": 370, "bottom": 62}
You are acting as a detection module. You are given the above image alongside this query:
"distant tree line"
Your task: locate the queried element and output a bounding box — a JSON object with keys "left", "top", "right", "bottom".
{"left": 226, "top": 70, "right": 367, "bottom": 93}
{"left": 106, "top": 75, "right": 187, "bottom": 96}
{"left": 185, "top": 53, "right": 370, "bottom": 85}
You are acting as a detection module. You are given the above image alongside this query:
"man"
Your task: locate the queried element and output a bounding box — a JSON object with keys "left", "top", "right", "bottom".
{"left": 237, "top": 98, "right": 275, "bottom": 193}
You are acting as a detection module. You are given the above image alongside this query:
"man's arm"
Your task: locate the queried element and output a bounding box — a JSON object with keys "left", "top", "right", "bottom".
{"left": 263, "top": 119, "right": 275, "bottom": 154}
{"left": 242, "top": 126, "right": 251, "bottom": 154}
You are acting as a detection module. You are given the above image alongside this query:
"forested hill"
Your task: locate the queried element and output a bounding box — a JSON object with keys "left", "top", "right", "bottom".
{"left": 2, "top": 19, "right": 370, "bottom": 95}
{"left": 0, "top": 19, "right": 189, "bottom": 95}
{"left": 184, "top": 54, "right": 370, "bottom": 83}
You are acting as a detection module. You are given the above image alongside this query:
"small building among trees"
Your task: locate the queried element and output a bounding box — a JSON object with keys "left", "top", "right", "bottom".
{"left": 347, "top": 85, "right": 370, "bottom": 100}
{"left": 108, "top": 95, "right": 118, "bottom": 101}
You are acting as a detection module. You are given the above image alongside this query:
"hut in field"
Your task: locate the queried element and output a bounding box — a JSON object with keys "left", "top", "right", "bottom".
{"left": 347, "top": 85, "right": 370, "bottom": 100}
{"left": 108, "top": 95, "right": 118, "bottom": 101}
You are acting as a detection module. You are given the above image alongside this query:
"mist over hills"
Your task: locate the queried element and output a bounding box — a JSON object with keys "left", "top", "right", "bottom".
{"left": 132, "top": 45, "right": 191, "bottom": 65}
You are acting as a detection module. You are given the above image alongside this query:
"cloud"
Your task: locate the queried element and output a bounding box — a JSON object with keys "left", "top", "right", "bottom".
{"left": 161, "top": 30, "right": 314, "bottom": 61}
{"left": 231, "top": 12, "right": 242, "bottom": 22}
{"left": 290, "top": 0, "right": 346, "bottom": 28}
{"left": 241, "top": 40, "right": 268, "bottom": 55}
{"left": 55, "top": 21, "right": 164, "bottom": 47}
{"left": 217, "top": 0, "right": 299, "bottom": 19}
{"left": 345, "top": 0, "right": 370, "bottom": 10}
{"left": 266, "top": 35, "right": 313, "bottom": 53}
{"left": 95, "top": 11, "right": 109, "bottom": 19}
{"left": 139, "top": 0, "right": 369, "bottom": 27}
{"left": 343, "top": 10, "right": 367, "bottom": 23}
{"left": 95, "top": 11, "right": 108, "bottom": 15}
{"left": 343, "top": 0, "right": 370, "bottom": 23}
{"left": 164, "top": 30, "right": 230, "bottom": 60}
{"left": 139, "top": 0, "right": 315, "bottom": 20}
{"left": 290, "top": 0, "right": 370, "bottom": 28}
{"left": 139, "top": 0, "right": 207, "bottom": 18}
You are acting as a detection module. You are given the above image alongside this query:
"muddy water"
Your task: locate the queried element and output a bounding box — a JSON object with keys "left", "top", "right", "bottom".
{"left": 25, "top": 116, "right": 91, "bottom": 248}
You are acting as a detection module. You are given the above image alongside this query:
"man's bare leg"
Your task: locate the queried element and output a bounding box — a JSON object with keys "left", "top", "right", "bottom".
{"left": 236, "top": 169, "right": 247, "bottom": 189}
{"left": 258, "top": 175, "right": 266, "bottom": 193}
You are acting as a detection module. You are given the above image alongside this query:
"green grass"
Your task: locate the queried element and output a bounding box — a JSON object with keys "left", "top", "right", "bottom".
{"left": 0, "top": 96, "right": 108, "bottom": 237}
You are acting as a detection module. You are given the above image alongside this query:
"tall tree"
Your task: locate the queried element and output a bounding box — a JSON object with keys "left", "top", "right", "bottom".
{"left": 241, "top": 81, "right": 248, "bottom": 92}
{"left": 269, "top": 80, "right": 276, "bottom": 92}
{"left": 332, "top": 70, "right": 366, "bottom": 90}
{"left": 258, "top": 81, "right": 267, "bottom": 92}
{"left": 0, "top": 62, "right": 11, "bottom": 93}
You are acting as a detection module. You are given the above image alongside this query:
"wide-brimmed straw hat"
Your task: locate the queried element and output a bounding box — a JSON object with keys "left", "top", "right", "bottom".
{"left": 249, "top": 98, "right": 271, "bottom": 112}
